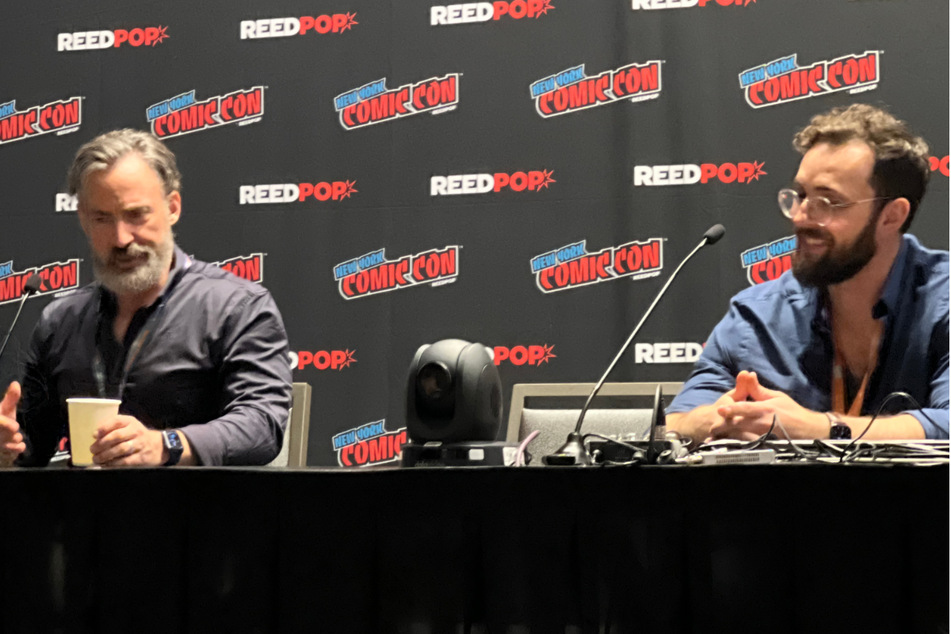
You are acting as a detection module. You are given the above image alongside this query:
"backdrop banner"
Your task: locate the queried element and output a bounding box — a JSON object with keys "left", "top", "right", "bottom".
{"left": 1, "top": 0, "right": 947, "bottom": 465}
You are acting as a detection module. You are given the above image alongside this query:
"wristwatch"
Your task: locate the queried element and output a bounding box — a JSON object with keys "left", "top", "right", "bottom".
{"left": 825, "top": 412, "right": 852, "bottom": 440}
{"left": 162, "top": 429, "right": 184, "bottom": 466}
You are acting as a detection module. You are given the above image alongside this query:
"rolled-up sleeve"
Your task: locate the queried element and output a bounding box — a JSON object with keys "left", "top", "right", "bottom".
{"left": 905, "top": 314, "right": 949, "bottom": 439}
{"left": 667, "top": 307, "right": 740, "bottom": 413}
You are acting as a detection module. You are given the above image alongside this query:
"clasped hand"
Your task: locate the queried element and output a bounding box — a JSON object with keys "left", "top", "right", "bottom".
{"left": 707, "top": 371, "right": 827, "bottom": 442}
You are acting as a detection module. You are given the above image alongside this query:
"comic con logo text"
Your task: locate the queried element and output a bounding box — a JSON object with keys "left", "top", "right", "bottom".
{"left": 0, "top": 98, "right": 81, "bottom": 145}
{"left": 334, "top": 75, "right": 458, "bottom": 130}
{"left": 738, "top": 52, "right": 879, "bottom": 108}
{"left": 146, "top": 88, "right": 264, "bottom": 138}
{"left": 58, "top": 26, "right": 169, "bottom": 51}
{"left": 240, "top": 13, "right": 357, "bottom": 38}
{"left": 333, "top": 247, "right": 459, "bottom": 299}
{"left": 633, "top": 0, "right": 755, "bottom": 9}
{"left": 212, "top": 254, "right": 263, "bottom": 284}
{"left": 431, "top": 170, "right": 555, "bottom": 195}
{"left": 531, "top": 62, "right": 661, "bottom": 118}
{"left": 333, "top": 420, "right": 407, "bottom": 467}
{"left": 634, "top": 161, "right": 766, "bottom": 186}
{"left": 431, "top": 1, "right": 553, "bottom": 25}
{"left": 239, "top": 181, "right": 357, "bottom": 203}
{"left": 0, "top": 260, "right": 80, "bottom": 305}
{"left": 531, "top": 238, "right": 663, "bottom": 293}
{"left": 290, "top": 349, "right": 356, "bottom": 371}
{"left": 741, "top": 236, "right": 795, "bottom": 285}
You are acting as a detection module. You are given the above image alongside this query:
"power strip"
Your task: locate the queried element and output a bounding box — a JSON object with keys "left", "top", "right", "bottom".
{"left": 680, "top": 449, "right": 776, "bottom": 465}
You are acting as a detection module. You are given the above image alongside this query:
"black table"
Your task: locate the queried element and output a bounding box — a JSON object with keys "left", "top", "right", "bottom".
{"left": 1, "top": 464, "right": 947, "bottom": 633}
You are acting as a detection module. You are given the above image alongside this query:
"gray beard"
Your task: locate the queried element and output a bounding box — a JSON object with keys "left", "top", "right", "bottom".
{"left": 93, "top": 235, "right": 174, "bottom": 295}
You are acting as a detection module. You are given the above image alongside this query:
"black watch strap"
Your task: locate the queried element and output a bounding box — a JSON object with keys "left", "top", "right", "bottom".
{"left": 162, "top": 430, "right": 184, "bottom": 466}
{"left": 825, "top": 412, "right": 852, "bottom": 440}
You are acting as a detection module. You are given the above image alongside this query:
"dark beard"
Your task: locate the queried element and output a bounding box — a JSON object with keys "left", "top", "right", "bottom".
{"left": 792, "top": 214, "right": 877, "bottom": 288}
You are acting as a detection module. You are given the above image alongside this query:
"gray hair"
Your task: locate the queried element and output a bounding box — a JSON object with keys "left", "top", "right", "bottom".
{"left": 67, "top": 129, "right": 182, "bottom": 200}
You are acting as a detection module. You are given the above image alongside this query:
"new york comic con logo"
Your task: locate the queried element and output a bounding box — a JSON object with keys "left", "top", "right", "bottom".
{"left": 212, "top": 254, "right": 264, "bottom": 284}
{"left": 0, "top": 259, "right": 80, "bottom": 305}
{"left": 740, "top": 235, "right": 795, "bottom": 285}
{"left": 333, "top": 246, "right": 459, "bottom": 299}
{"left": 430, "top": 0, "right": 553, "bottom": 25}
{"left": 530, "top": 238, "right": 662, "bottom": 293}
{"left": 738, "top": 51, "right": 880, "bottom": 109}
{"left": 334, "top": 75, "right": 459, "bottom": 130}
{"left": 0, "top": 97, "right": 81, "bottom": 145}
{"left": 332, "top": 420, "right": 407, "bottom": 467}
{"left": 57, "top": 26, "right": 169, "bottom": 51}
{"left": 531, "top": 62, "right": 662, "bottom": 118}
{"left": 146, "top": 87, "right": 264, "bottom": 138}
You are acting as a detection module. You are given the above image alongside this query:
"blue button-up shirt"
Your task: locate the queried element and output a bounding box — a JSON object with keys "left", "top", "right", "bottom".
{"left": 669, "top": 235, "right": 949, "bottom": 439}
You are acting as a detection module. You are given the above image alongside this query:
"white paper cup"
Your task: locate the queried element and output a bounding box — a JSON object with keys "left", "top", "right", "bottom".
{"left": 66, "top": 398, "right": 121, "bottom": 467}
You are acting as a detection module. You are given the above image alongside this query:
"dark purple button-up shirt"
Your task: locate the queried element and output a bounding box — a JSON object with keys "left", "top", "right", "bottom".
{"left": 17, "top": 246, "right": 293, "bottom": 466}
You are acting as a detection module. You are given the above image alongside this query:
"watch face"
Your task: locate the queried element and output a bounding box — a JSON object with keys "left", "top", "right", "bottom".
{"left": 830, "top": 424, "right": 852, "bottom": 440}
{"left": 165, "top": 430, "right": 183, "bottom": 451}
{"left": 163, "top": 431, "right": 184, "bottom": 466}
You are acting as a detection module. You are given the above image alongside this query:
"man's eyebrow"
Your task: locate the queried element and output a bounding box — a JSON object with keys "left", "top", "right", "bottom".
{"left": 793, "top": 180, "right": 842, "bottom": 196}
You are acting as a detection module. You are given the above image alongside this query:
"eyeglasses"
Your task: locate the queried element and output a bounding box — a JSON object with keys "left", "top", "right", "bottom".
{"left": 777, "top": 188, "right": 888, "bottom": 226}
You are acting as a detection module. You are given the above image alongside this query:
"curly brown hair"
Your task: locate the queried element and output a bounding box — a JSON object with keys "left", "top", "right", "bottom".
{"left": 793, "top": 104, "right": 930, "bottom": 232}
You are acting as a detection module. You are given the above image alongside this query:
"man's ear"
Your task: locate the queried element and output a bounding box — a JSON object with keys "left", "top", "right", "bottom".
{"left": 167, "top": 191, "right": 181, "bottom": 225}
{"left": 878, "top": 197, "right": 910, "bottom": 234}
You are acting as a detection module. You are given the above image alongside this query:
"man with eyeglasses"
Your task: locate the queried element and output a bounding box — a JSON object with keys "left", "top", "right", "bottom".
{"left": 0, "top": 129, "right": 292, "bottom": 468}
{"left": 667, "top": 104, "right": 948, "bottom": 444}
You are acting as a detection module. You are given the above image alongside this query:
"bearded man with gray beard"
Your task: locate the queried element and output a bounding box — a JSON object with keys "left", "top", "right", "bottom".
{"left": 0, "top": 129, "right": 292, "bottom": 468}
{"left": 666, "top": 104, "right": 948, "bottom": 445}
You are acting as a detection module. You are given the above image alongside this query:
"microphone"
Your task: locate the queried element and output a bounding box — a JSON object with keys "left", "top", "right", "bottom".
{"left": 703, "top": 224, "right": 726, "bottom": 244}
{"left": 0, "top": 273, "right": 43, "bottom": 363}
{"left": 544, "top": 224, "right": 725, "bottom": 466}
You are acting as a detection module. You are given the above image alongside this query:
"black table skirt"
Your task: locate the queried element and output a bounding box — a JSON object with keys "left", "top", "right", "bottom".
{"left": 1, "top": 464, "right": 947, "bottom": 633}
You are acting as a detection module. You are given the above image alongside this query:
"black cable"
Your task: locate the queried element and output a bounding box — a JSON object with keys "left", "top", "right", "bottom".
{"left": 839, "top": 392, "right": 927, "bottom": 462}
{"left": 770, "top": 415, "right": 812, "bottom": 460}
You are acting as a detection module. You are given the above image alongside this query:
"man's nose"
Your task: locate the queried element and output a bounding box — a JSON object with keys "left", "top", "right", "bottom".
{"left": 113, "top": 220, "right": 136, "bottom": 247}
{"left": 791, "top": 198, "right": 816, "bottom": 225}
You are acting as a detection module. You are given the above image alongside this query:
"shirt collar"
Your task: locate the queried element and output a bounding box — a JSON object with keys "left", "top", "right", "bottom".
{"left": 807, "top": 234, "right": 915, "bottom": 329}
{"left": 872, "top": 234, "right": 912, "bottom": 320}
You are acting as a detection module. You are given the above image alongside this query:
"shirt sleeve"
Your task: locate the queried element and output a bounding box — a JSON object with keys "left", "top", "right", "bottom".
{"left": 179, "top": 289, "right": 293, "bottom": 465}
{"left": 667, "top": 304, "right": 741, "bottom": 413}
{"left": 15, "top": 309, "right": 65, "bottom": 467}
{"left": 904, "top": 312, "right": 949, "bottom": 439}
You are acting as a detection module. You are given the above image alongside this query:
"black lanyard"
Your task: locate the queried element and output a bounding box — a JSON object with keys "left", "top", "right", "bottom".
{"left": 91, "top": 256, "right": 190, "bottom": 401}
{"left": 92, "top": 300, "right": 167, "bottom": 401}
